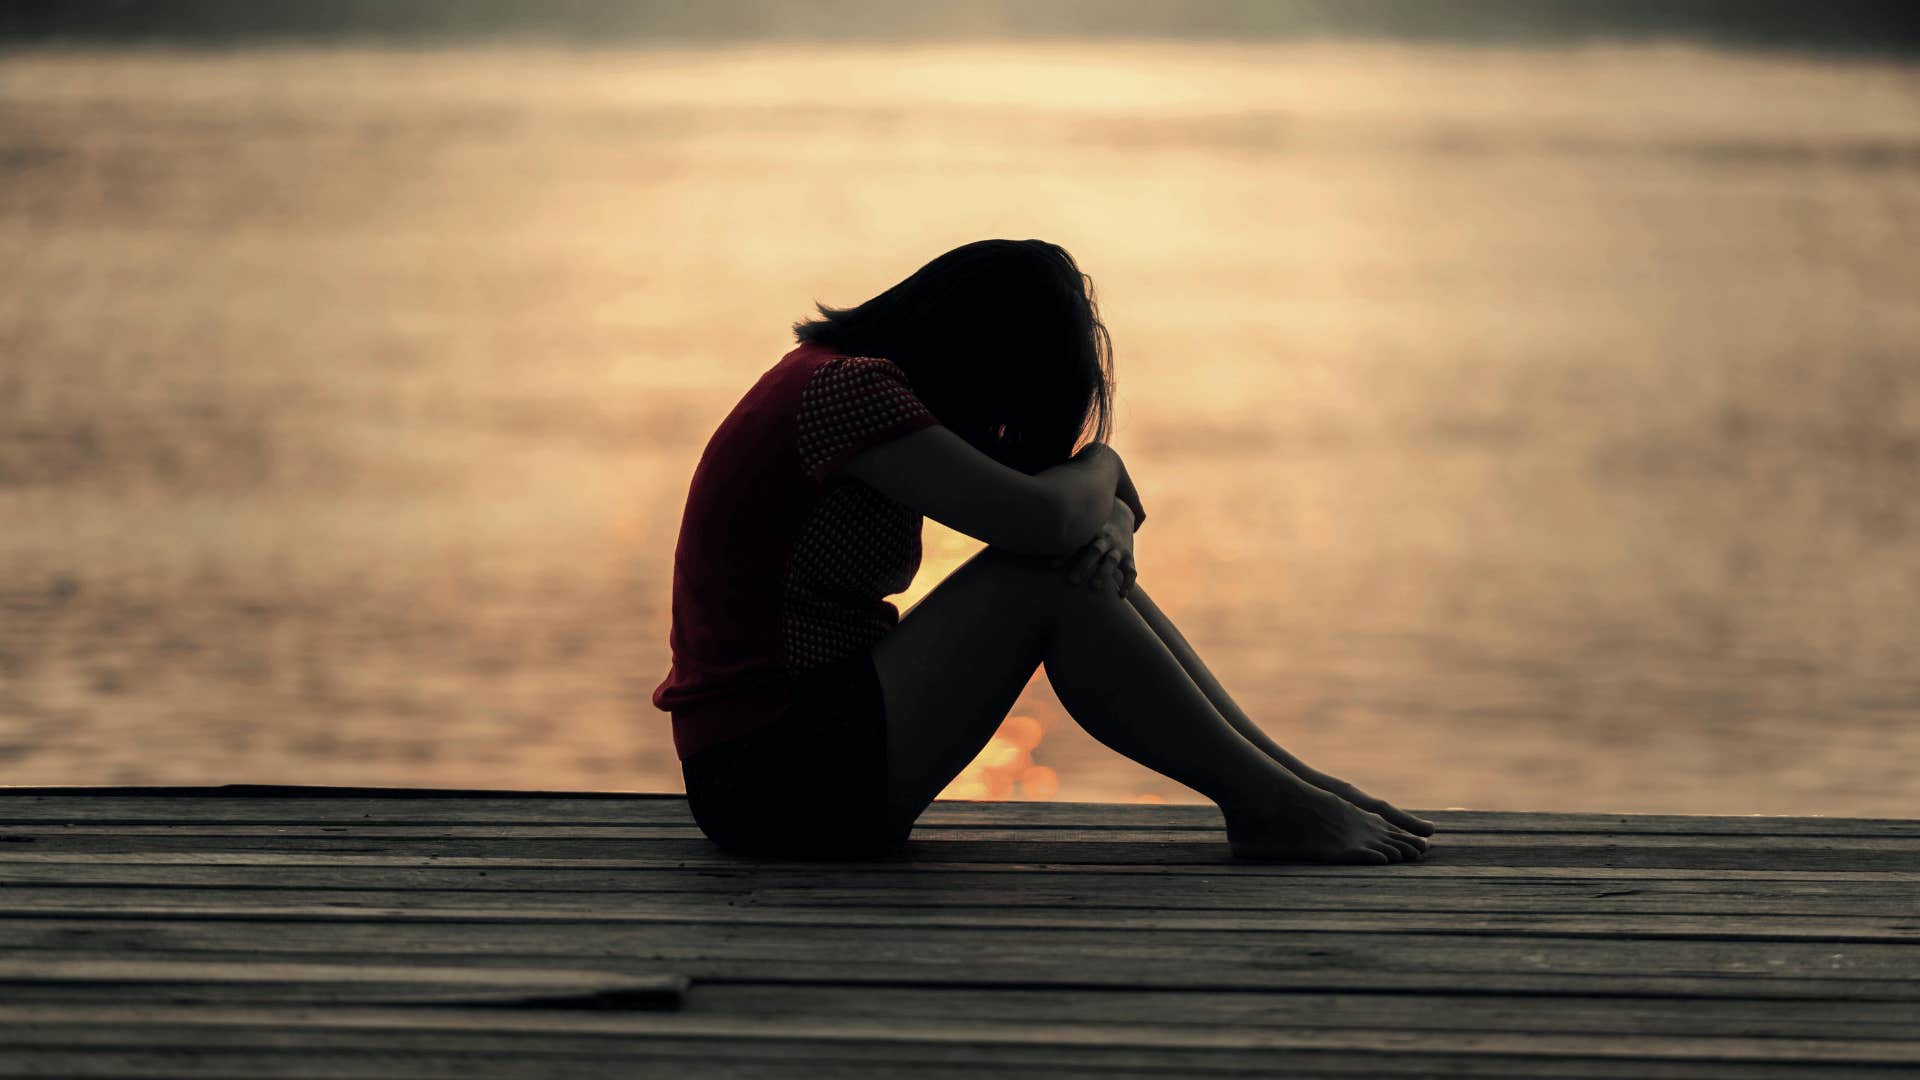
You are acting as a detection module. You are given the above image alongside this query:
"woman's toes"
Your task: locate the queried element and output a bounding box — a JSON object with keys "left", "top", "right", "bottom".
{"left": 1364, "top": 799, "right": 1435, "bottom": 837}
{"left": 1388, "top": 808, "right": 1436, "bottom": 837}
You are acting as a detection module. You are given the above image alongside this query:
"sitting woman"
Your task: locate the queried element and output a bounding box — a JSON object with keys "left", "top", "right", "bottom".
{"left": 653, "top": 238, "right": 1434, "bottom": 862}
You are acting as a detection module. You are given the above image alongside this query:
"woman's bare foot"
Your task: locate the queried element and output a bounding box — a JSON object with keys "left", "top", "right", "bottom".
{"left": 1296, "top": 771, "right": 1437, "bottom": 837}
{"left": 1225, "top": 789, "right": 1431, "bottom": 864}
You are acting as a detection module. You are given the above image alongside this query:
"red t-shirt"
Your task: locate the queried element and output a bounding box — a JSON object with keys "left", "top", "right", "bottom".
{"left": 652, "top": 343, "right": 942, "bottom": 759}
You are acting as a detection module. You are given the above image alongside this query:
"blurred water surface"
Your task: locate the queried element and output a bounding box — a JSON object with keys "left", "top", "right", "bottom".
{"left": 2, "top": 43, "right": 1917, "bottom": 813}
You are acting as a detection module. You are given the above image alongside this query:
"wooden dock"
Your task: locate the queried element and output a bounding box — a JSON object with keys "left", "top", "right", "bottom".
{"left": 0, "top": 786, "right": 1915, "bottom": 1078}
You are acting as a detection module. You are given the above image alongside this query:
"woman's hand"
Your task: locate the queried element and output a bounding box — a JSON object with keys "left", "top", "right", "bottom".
{"left": 1054, "top": 498, "right": 1137, "bottom": 596}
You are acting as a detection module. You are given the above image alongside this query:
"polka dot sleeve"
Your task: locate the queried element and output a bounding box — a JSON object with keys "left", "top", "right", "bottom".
{"left": 795, "top": 356, "right": 941, "bottom": 482}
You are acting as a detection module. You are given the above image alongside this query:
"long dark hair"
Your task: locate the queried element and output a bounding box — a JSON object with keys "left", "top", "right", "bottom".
{"left": 794, "top": 239, "right": 1113, "bottom": 474}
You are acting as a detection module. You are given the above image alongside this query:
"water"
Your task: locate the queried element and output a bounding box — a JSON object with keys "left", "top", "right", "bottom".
{"left": 3, "top": 43, "right": 1917, "bottom": 814}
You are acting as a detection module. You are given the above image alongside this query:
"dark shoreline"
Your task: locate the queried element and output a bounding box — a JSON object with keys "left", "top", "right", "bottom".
{"left": 3, "top": 0, "right": 1917, "bottom": 60}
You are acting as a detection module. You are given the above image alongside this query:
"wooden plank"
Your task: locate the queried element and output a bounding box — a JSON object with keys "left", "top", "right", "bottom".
{"left": 7, "top": 941, "right": 1912, "bottom": 1060}
{"left": 5, "top": 901, "right": 1919, "bottom": 945}
{"left": 0, "top": 793, "right": 670, "bottom": 827}
{"left": 3, "top": 850, "right": 1915, "bottom": 883}
{"left": 3, "top": 1004, "right": 1918, "bottom": 1067}
{"left": 0, "top": 1050, "right": 1172, "bottom": 1080}
{"left": 4, "top": 831, "right": 1909, "bottom": 866}
{"left": 2, "top": 828, "right": 1914, "bottom": 875}
{"left": 3, "top": 881, "right": 1915, "bottom": 920}
{"left": 4, "top": 791, "right": 1916, "bottom": 840}
{"left": 689, "top": 983, "right": 1920, "bottom": 1041}
{"left": 6, "top": 976, "right": 1915, "bottom": 1042}
{"left": 6, "top": 824, "right": 714, "bottom": 839}
{"left": 0, "top": 786, "right": 653, "bottom": 800}
{"left": 0, "top": 814, "right": 1909, "bottom": 842}
{"left": 6, "top": 920, "right": 1919, "bottom": 999}
{"left": 921, "top": 806, "right": 1920, "bottom": 839}
{"left": 14, "top": 823, "right": 1920, "bottom": 859}
{"left": 4, "top": 860, "right": 1914, "bottom": 901}
{"left": 0, "top": 958, "right": 686, "bottom": 1009}
{"left": 5, "top": 790, "right": 1918, "bottom": 1080}
{"left": 1, "top": 836, "right": 1915, "bottom": 875}
{"left": 12, "top": 1045, "right": 1916, "bottom": 1080}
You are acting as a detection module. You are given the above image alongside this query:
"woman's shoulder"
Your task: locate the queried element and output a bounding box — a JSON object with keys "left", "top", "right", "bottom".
{"left": 782, "top": 341, "right": 901, "bottom": 375}
{"left": 789, "top": 350, "right": 937, "bottom": 483}
{"left": 771, "top": 344, "right": 915, "bottom": 404}
{"left": 725, "top": 345, "right": 918, "bottom": 435}
{"left": 739, "top": 342, "right": 840, "bottom": 402}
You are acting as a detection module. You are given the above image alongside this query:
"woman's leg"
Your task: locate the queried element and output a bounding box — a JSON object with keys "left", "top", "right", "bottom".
{"left": 1126, "top": 587, "right": 1436, "bottom": 837}
{"left": 872, "top": 548, "right": 1427, "bottom": 862}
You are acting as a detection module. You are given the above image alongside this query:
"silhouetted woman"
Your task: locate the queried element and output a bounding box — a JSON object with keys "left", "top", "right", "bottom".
{"left": 654, "top": 239, "right": 1434, "bottom": 861}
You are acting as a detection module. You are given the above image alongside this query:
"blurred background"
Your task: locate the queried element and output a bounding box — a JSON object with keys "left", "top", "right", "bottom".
{"left": 3, "top": 2, "right": 1917, "bottom": 814}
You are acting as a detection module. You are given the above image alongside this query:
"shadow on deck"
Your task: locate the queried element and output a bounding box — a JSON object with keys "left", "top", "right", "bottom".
{"left": 0, "top": 786, "right": 1916, "bottom": 1078}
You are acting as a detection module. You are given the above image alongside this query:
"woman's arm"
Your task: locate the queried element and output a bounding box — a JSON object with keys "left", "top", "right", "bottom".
{"left": 841, "top": 426, "right": 1122, "bottom": 556}
{"left": 1115, "top": 462, "right": 1146, "bottom": 530}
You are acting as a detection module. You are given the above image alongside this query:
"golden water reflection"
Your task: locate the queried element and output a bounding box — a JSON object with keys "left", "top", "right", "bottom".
{"left": 2, "top": 44, "right": 1918, "bottom": 815}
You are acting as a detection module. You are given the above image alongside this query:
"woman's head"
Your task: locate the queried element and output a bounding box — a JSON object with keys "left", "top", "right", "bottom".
{"left": 794, "top": 239, "right": 1113, "bottom": 473}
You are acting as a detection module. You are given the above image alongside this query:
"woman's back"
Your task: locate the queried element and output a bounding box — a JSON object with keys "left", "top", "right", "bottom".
{"left": 651, "top": 342, "right": 938, "bottom": 759}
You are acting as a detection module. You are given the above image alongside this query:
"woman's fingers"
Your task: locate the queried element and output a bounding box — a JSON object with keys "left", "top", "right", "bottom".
{"left": 1383, "top": 835, "right": 1423, "bottom": 861}
{"left": 1065, "top": 537, "right": 1110, "bottom": 585}
{"left": 1066, "top": 531, "right": 1135, "bottom": 595}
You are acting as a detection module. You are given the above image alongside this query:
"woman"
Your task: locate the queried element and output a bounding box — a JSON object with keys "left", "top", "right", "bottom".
{"left": 653, "top": 239, "right": 1434, "bottom": 862}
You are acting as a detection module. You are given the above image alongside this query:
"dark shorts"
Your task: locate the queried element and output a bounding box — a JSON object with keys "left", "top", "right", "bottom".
{"left": 680, "top": 651, "right": 910, "bottom": 859}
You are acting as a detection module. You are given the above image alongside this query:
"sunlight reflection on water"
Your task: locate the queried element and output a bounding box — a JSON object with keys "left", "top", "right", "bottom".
{"left": 2, "top": 43, "right": 1917, "bottom": 814}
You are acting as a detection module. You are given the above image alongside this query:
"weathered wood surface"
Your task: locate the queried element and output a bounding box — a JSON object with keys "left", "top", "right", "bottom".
{"left": 1, "top": 787, "right": 1915, "bottom": 1078}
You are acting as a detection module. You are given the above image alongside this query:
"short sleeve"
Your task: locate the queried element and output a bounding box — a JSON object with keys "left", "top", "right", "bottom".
{"left": 795, "top": 356, "right": 941, "bottom": 482}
